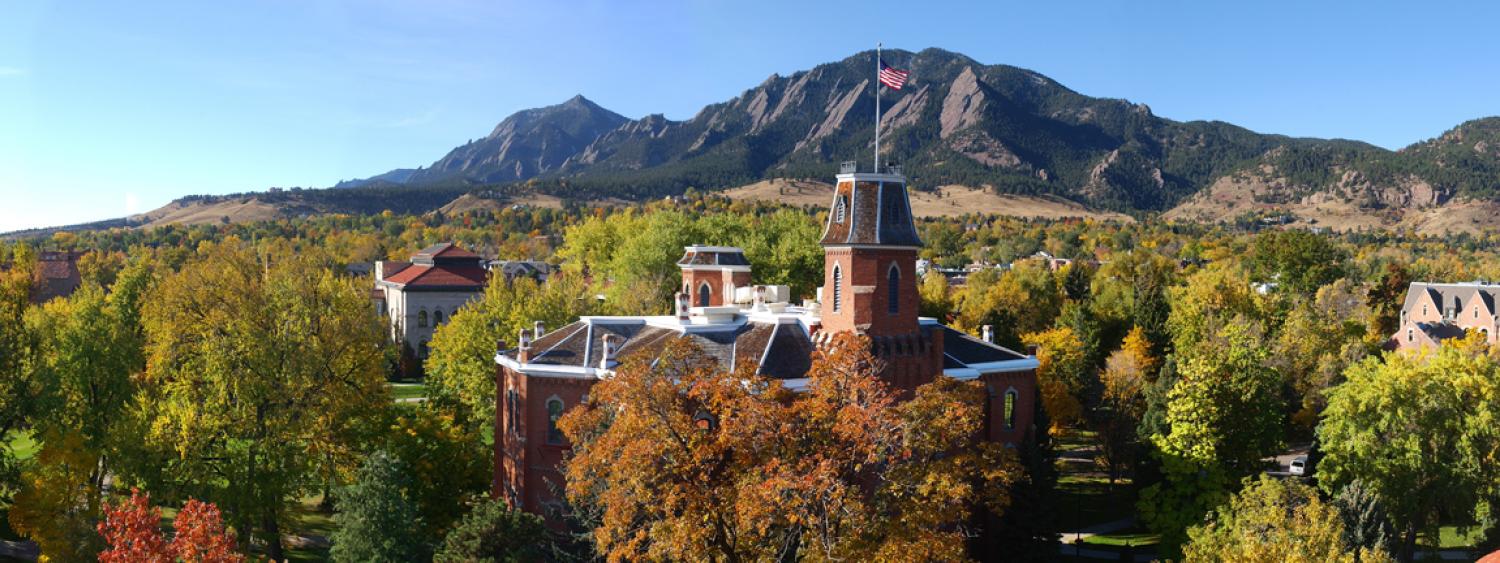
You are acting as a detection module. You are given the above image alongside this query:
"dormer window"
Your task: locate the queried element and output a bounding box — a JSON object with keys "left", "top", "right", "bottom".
{"left": 834, "top": 196, "right": 848, "bottom": 223}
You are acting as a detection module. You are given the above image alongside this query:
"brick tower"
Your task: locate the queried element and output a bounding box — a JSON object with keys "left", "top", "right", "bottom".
{"left": 818, "top": 162, "right": 941, "bottom": 390}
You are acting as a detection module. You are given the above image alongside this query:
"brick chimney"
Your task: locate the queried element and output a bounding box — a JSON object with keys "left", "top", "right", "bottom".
{"left": 599, "top": 334, "right": 617, "bottom": 370}
{"left": 517, "top": 329, "right": 533, "bottom": 363}
{"left": 675, "top": 292, "right": 691, "bottom": 321}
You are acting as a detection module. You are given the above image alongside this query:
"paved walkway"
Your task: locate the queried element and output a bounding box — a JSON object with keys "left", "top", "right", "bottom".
{"left": 0, "top": 539, "right": 38, "bottom": 561}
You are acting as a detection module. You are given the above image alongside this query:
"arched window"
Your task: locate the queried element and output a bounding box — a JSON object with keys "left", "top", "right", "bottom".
{"left": 417, "top": 309, "right": 428, "bottom": 328}
{"left": 831, "top": 264, "right": 843, "bottom": 313}
{"left": 887, "top": 263, "right": 900, "bottom": 315}
{"left": 546, "top": 397, "right": 565, "bottom": 444}
{"left": 1476, "top": 307, "right": 1480, "bottom": 319}
{"left": 697, "top": 282, "right": 711, "bottom": 307}
{"left": 1423, "top": 304, "right": 1428, "bottom": 317}
{"left": 506, "top": 389, "right": 520, "bottom": 437}
{"left": 434, "top": 310, "right": 444, "bottom": 325}
{"left": 1407, "top": 329, "right": 1414, "bottom": 342}
{"left": 1004, "top": 390, "right": 1018, "bottom": 430}
{"left": 419, "top": 339, "right": 429, "bottom": 359}
{"left": 834, "top": 196, "right": 848, "bottom": 223}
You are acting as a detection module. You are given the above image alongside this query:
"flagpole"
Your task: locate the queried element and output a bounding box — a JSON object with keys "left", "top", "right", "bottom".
{"left": 875, "top": 42, "right": 881, "bottom": 173}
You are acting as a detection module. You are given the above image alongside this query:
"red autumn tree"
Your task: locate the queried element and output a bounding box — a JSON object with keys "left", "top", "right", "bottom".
{"left": 97, "top": 489, "right": 244, "bottom": 563}
{"left": 172, "top": 499, "right": 244, "bottom": 563}
{"left": 98, "top": 489, "right": 171, "bottom": 563}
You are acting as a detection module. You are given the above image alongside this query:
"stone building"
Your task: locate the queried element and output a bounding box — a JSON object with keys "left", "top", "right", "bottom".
{"left": 1392, "top": 281, "right": 1500, "bottom": 352}
{"left": 492, "top": 165, "right": 1041, "bottom": 518}
{"left": 375, "top": 243, "right": 488, "bottom": 361}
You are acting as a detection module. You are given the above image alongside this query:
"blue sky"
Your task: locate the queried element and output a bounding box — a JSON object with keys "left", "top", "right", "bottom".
{"left": 2, "top": 1, "right": 1498, "bottom": 232}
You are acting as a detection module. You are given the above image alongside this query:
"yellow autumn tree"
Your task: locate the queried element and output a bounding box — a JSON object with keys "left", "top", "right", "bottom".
{"left": 1023, "top": 326, "right": 1086, "bottom": 430}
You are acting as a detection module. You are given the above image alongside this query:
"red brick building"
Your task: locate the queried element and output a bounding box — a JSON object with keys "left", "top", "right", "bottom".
{"left": 493, "top": 165, "right": 1040, "bottom": 517}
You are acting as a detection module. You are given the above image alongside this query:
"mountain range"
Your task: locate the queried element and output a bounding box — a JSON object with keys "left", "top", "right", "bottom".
{"left": 332, "top": 47, "right": 1500, "bottom": 232}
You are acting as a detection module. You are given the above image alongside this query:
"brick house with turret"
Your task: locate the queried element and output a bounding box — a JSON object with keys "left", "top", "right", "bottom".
{"left": 492, "top": 164, "right": 1041, "bottom": 518}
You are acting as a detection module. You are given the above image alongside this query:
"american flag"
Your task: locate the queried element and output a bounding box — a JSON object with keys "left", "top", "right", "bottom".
{"left": 878, "top": 59, "right": 909, "bottom": 90}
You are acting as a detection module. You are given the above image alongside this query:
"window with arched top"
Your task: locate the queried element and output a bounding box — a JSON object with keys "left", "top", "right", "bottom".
{"left": 1004, "top": 389, "right": 1018, "bottom": 430}
{"left": 697, "top": 282, "right": 711, "bottom": 307}
{"left": 831, "top": 264, "right": 843, "bottom": 313}
{"left": 506, "top": 389, "right": 520, "bottom": 437}
{"left": 834, "top": 196, "right": 848, "bottom": 223}
{"left": 1423, "top": 304, "right": 1428, "bottom": 317}
{"left": 546, "top": 397, "right": 565, "bottom": 445}
{"left": 419, "top": 339, "right": 429, "bottom": 359}
{"left": 434, "top": 310, "right": 444, "bottom": 325}
{"left": 887, "top": 263, "right": 900, "bottom": 315}
{"left": 1408, "top": 329, "right": 1414, "bottom": 342}
{"left": 417, "top": 310, "right": 429, "bottom": 328}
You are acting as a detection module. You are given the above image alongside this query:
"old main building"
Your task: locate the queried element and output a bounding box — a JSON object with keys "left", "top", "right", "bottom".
{"left": 492, "top": 164, "right": 1041, "bottom": 515}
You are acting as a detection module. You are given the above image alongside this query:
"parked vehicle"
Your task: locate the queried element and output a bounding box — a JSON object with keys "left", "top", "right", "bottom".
{"left": 1289, "top": 455, "right": 1308, "bottom": 476}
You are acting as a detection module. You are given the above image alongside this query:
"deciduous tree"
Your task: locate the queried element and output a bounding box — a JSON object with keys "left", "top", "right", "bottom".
{"left": 1316, "top": 344, "right": 1500, "bottom": 560}
{"left": 138, "top": 240, "right": 388, "bottom": 560}
{"left": 1183, "top": 476, "right": 1392, "bottom": 563}
{"left": 560, "top": 334, "right": 1020, "bottom": 562}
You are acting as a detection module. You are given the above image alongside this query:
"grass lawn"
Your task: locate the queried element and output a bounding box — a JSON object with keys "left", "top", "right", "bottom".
{"left": 1422, "top": 525, "right": 1484, "bottom": 550}
{"left": 1082, "top": 527, "right": 1159, "bottom": 547}
{"left": 283, "top": 496, "right": 335, "bottom": 562}
{"left": 1055, "top": 473, "right": 1135, "bottom": 531}
{"left": 5, "top": 430, "right": 36, "bottom": 462}
{"left": 388, "top": 381, "right": 427, "bottom": 401}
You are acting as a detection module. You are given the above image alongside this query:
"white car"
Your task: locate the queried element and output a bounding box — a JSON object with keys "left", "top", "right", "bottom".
{"left": 1289, "top": 455, "right": 1308, "bottom": 476}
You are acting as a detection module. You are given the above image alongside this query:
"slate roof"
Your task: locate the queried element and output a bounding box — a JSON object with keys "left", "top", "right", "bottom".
{"left": 677, "top": 246, "right": 751, "bottom": 267}
{"left": 502, "top": 312, "right": 1032, "bottom": 383}
{"left": 819, "top": 177, "right": 922, "bottom": 247}
{"left": 1402, "top": 281, "right": 1500, "bottom": 316}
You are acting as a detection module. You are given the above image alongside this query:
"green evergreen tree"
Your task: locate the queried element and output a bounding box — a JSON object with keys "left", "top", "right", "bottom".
{"left": 433, "top": 498, "right": 549, "bottom": 563}
{"left": 331, "top": 451, "right": 427, "bottom": 563}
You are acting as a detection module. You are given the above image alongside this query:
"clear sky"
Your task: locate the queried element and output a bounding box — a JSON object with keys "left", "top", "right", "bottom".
{"left": 3, "top": 0, "right": 1498, "bottom": 232}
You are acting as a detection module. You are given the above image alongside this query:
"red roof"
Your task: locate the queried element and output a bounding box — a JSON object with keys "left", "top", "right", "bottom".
{"left": 415, "top": 242, "right": 480, "bottom": 260}
{"left": 1479, "top": 549, "right": 1500, "bottom": 563}
{"left": 382, "top": 263, "right": 487, "bottom": 289}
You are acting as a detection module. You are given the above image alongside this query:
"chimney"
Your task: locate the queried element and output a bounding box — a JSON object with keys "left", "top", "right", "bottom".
{"left": 517, "top": 329, "right": 532, "bottom": 363}
{"left": 599, "top": 334, "right": 617, "bottom": 370}
{"left": 495, "top": 338, "right": 507, "bottom": 357}
{"left": 533, "top": 320, "right": 545, "bottom": 340}
{"left": 982, "top": 325, "right": 994, "bottom": 344}
{"left": 675, "top": 292, "right": 691, "bottom": 322}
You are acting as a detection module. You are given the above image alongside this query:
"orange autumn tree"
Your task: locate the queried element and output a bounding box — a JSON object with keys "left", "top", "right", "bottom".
{"left": 98, "top": 489, "right": 243, "bottom": 563}
{"left": 558, "top": 332, "right": 1020, "bottom": 562}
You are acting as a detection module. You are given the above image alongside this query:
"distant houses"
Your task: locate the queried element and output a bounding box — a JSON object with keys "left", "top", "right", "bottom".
{"left": 1392, "top": 281, "right": 1500, "bottom": 352}
{"left": 1393, "top": 281, "right": 1500, "bottom": 351}
{"left": 370, "top": 243, "right": 553, "bottom": 372}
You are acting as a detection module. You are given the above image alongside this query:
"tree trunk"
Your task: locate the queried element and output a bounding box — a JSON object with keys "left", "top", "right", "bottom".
{"left": 1400, "top": 521, "right": 1417, "bottom": 562}
{"left": 263, "top": 512, "right": 285, "bottom": 562}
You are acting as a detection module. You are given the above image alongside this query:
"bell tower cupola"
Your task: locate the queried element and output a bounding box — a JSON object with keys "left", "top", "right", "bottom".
{"left": 819, "top": 161, "right": 922, "bottom": 336}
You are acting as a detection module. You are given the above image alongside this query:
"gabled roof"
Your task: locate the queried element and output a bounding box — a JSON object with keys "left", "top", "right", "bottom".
{"left": 380, "top": 263, "right": 487, "bottom": 290}
{"left": 415, "top": 242, "right": 480, "bottom": 260}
